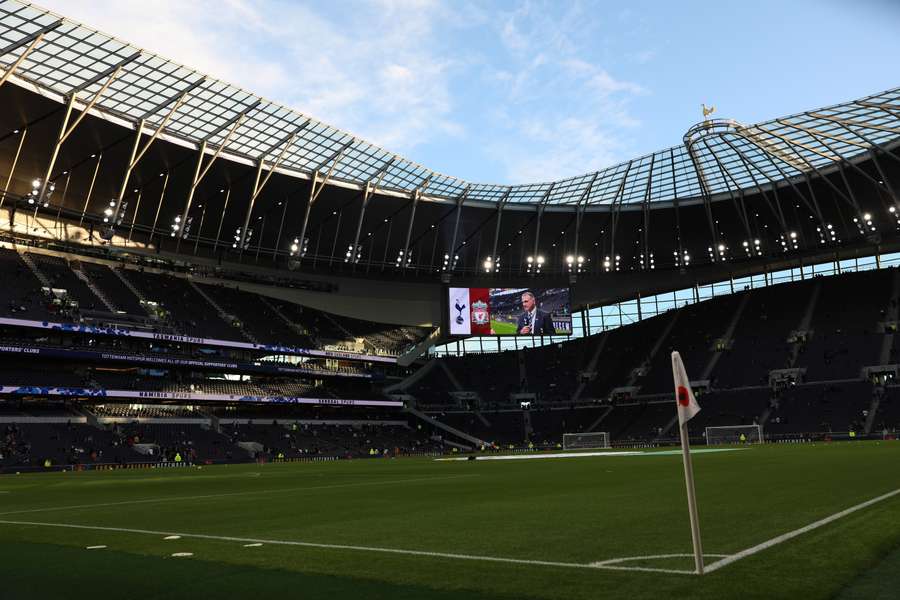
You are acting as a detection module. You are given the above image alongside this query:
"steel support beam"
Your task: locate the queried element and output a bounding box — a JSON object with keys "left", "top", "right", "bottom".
{"left": 37, "top": 53, "right": 139, "bottom": 205}
{"left": 530, "top": 185, "right": 555, "bottom": 265}
{"left": 0, "top": 20, "right": 62, "bottom": 88}
{"left": 126, "top": 189, "right": 142, "bottom": 244}
{"left": 294, "top": 139, "right": 357, "bottom": 260}
{"left": 735, "top": 131, "right": 824, "bottom": 222}
{"left": 177, "top": 100, "right": 259, "bottom": 251}
{"left": 571, "top": 172, "right": 598, "bottom": 258}
{"left": 0, "top": 128, "right": 26, "bottom": 211}
{"left": 272, "top": 197, "right": 288, "bottom": 260}
{"left": 149, "top": 172, "right": 170, "bottom": 242}
{"left": 237, "top": 127, "right": 302, "bottom": 251}
{"left": 111, "top": 82, "right": 201, "bottom": 223}
{"left": 807, "top": 112, "right": 900, "bottom": 136}
{"left": 447, "top": 186, "right": 471, "bottom": 261}
{"left": 608, "top": 162, "right": 633, "bottom": 262}
{"left": 853, "top": 100, "right": 900, "bottom": 119}
{"left": 192, "top": 204, "right": 207, "bottom": 255}
{"left": 401, "top": 178, "right": 432, "bottom": 270}
{"left": 78, "top": 153, "right": 102, "bottom": 227}
{"left": 212, "top": 187, "right": 230, "bottom": 254}
{"left": 780, "top": 120, "right": 897, "bottom": 199}
{"left": 489, "top": 188, "right": 513, "bottom": 266}
{"left": 350, "top": 159, "right": 394, "bottom": 267}
{"left": 756, "top": 128, "right": 860, "bottom": 213}
{"left": 641, "top": 155, "right": 655, "bottom": 269}
{"left": 714, "top": 136, "right": 787, "bottom": 233}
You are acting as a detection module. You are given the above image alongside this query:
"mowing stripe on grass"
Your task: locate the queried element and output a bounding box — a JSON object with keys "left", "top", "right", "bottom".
{"left": 704, "top": 487, "right": 900, "bottom": 574}
{"left": 0, "top": 519, "right": 696, "bottom": 575}
{"left": 0, "top": 474, "right": 477, "bottom": 517}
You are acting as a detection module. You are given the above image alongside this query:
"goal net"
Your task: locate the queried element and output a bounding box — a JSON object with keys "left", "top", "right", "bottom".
{"left": 705, "top": 424, "right": 763, "bottom": 445}
{"left": 563, "top": 432, "right": 610, "bottom": 450}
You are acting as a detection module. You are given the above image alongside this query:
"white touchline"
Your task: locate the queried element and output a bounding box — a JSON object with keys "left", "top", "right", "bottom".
{"left": 3, "top": 487, "right": 895, "bottom": 576}
{"left": 704, "top": 487, "right": 900, "bottom": 574}
{"left": 0, "top": 518, "right": 694, "bottom": 575}
{"left": 0, "top": 474, "right": 477, "bottom": 517}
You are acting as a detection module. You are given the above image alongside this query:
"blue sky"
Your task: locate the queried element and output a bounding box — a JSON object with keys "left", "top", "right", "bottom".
{"left": 39, "top": 0, "right": 900, "bottom": 185}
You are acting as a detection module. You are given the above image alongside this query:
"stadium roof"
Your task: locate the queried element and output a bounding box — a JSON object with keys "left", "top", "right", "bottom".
{"left": 1, "top": 0, "right": 899, "bottom": 210}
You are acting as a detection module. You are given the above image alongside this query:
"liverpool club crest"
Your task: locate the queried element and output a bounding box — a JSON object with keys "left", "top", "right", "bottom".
{"left": 472, "top": 300, "right": 489, "bottom": 325}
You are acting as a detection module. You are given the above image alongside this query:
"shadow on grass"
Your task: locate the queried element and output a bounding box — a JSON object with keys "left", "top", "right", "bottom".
{"left": 0, "top": 541, "right": 526, "bottom": 600}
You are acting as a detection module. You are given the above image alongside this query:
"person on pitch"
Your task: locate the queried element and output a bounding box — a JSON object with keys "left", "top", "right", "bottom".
{"left": 516, "top": 291, "right": 556, "bottom": 335}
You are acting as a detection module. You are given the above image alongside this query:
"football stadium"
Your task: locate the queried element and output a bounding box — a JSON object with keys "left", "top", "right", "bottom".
{"left": 1, "top": 1, "right": 899, "bottom": 598}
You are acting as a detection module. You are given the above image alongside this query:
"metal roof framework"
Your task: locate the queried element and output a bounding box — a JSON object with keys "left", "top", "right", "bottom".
{"left": 0, "top": 0, "right": 898, "bottom": 215}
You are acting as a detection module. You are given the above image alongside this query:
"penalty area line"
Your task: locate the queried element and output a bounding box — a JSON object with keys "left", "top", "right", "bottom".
{"left": 0, "top": 518, "right": 695, "bottom": 575}
{"left": 704, "top": 487, "right": 900, "bottom": 574}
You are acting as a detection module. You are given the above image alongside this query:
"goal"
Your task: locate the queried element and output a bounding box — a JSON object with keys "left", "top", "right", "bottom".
{"left": 705, "top": 424, "right": 763, "bottom": 445}
{"left": 563, "top": 432, "right": 610, "bottom": 450}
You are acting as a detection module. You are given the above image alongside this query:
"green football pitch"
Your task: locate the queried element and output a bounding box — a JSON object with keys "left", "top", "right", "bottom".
{"left": 1, "top": 442, "right": 899, "bottom": 599}
{"left": 489, "top": 320, "right": 518, "bottom": 334}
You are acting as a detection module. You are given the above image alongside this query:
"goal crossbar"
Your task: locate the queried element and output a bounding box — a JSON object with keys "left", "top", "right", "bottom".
{"left": 563, "top": 432, "right": 610, "bottom": 450}
{"left": 705, "top": 424, "right": 763, "bottom": 445}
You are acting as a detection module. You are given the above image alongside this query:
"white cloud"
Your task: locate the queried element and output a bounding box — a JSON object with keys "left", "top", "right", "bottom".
{"left": 34, "top": 0, "right": 648, "bottom": 184}
{"left": 35, "top": 0, "right": 464, "bottom": 155}
{"left": 485, "top": 4, "right": 647, "bottom": 182}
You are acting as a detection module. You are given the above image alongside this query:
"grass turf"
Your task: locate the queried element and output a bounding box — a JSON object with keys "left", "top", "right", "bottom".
{"left": 489, "top": 320, "right": 518, "bottom": 334}
{"left": 0, "top": 441, "right": 898, "bottom": 599}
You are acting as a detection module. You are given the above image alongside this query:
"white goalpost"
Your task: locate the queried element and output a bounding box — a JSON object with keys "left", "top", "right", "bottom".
{"left": 562, "top": 432, "right": 610, "bottom": 450}
{"left": 705, "top": 424, "right": 763, "bottom": 445}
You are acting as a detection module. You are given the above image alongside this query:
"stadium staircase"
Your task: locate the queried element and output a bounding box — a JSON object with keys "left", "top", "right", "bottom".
{"left": 474, "top": 410, "right": 491, "bottom": 427}
{"left": 407, "top": 407, "right": 488, "bottom": 447}
{"left": 322, "top": 312, "right": 357, "bottom": 342}
{"left": 384, "top": 358, "right": 439, "bottom": 393}
{"left": 759, "top": 282, "right": 822, "bottom": 428}
{"left": 586, "top": 405, "right": 614, "bottom": 433}
{"left": 17, "top": 249, "right": 50, "bottom": 287}
{"left": 626, "top": 312, "right": 680, "bottom": 388}
{"left": 70, "top": 262, "right": 117, "bottom": 312}
{"left": 435, "top": 360, "right": 464, "bottom": 392}
{"left": 397, "top": 326, "right": 442, "bottom": 367}
{"left": 111, "top": 267, "right": 153, "bottom": 314}
{"left": 787, "top": 282, "right": 822, "bottom": 368}
{"left": 701, "top": 292, "right": 752, "bottom": 379}
{"left": 523, "top": 409, "right": 535, "bottom": 440}
{"left": 258, "top": 297, "right": 308, "bottom": 338}
{"left": 864, "top": 387, "right": 883, "bottom": 435}
{"left": 878, "top": 269, "right": 900, "bottom": 365}
{"left": 73, "top": 405, "right": 103, "bottom": 429}
{"left": 571, "top": 331, "right": 610, "bottom": 402}
{"left": 188, "top": 280, "right": 258, "bottom": 344}
{"left": 517, "top": 349, "right": 528, "bottom": 391}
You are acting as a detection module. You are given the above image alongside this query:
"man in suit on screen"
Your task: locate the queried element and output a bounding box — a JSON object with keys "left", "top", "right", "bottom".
{"left": 516, "top": 291, "right": 556, "bottom": 335}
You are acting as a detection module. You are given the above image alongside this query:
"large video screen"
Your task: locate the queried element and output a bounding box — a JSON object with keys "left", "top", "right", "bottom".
{"left": 447, "top": 287, "right": 572, "bottom": 336}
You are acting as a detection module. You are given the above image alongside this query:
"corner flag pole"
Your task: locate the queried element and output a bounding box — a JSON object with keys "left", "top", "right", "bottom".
{"left": 679, "top": 419, "right": 704, "bottom": 574}
{"left": 672, "top": 351, "right": 704, "bottom": 575}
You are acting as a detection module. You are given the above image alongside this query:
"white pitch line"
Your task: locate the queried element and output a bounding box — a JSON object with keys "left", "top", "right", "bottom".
{"left": 0, "top": 474, "right": 477, "bottom": 517}
{"left": 0, "top": 518, "right": 695, "bottom": 575}
{"left": 704, "top": 487, "right": 900, "bottom": 574}
{"left": 435, "top": 451, "right": 643, "bottom": 462}
{"left": 591, "top": 553, "right": 729, "bottom": 566}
